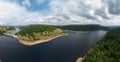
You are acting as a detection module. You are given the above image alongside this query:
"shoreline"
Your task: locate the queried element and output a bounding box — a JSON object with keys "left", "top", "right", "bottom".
{"left": 76, "top": 57, "right": 84, "bottom": 62}
{"left": 17, "top": 33, "right": 68, "bottom": 46}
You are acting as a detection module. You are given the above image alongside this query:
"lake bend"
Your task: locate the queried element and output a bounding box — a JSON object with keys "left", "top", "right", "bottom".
{"left": 0, "top": 30, "right": 106, "bottom": 62}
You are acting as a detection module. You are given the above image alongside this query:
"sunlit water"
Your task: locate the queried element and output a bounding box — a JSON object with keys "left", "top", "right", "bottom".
{"left": 0, "top": 30, "right": 106, "bottom": 62}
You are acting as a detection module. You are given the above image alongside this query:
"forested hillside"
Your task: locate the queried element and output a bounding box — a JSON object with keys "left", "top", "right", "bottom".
{"left": 58, "top": 25, "right": 116, "bottom": 31}
{"left": 83, "top": 29, "right": 120, "bottom": 62}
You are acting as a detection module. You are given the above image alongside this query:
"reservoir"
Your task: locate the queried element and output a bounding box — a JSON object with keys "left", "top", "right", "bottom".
{"left": 0, "top": 31, "right": 106, "bottom": 62}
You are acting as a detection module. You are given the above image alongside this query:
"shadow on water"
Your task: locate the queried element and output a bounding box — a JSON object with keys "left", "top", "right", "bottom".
{"left": 0, "top": 31, "right": 106, "bottom": 62}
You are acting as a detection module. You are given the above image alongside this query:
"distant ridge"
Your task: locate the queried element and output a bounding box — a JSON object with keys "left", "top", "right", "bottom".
{"left": 58, "top": 24, "right": 120, "bottom": 31}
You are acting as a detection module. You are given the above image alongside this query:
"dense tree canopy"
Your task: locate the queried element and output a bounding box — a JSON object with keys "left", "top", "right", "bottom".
{"left": 83, "top": 29, "right": 120, "bottom": 62}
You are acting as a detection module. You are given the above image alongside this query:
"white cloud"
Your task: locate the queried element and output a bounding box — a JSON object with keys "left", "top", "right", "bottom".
{"left": 0, "top": 2, "right": 26, "bottom": 19}
{"left": 0, "top": 1, "right": 28, "bottom": 25}
{"left": 0, "top": 1, "right": 45, "bottom": 25}
{"left": 0, "top": 0, "right": 120, "bottom": 26}
{"left": 47, "top": 0, "right": 120, "bottom": 26}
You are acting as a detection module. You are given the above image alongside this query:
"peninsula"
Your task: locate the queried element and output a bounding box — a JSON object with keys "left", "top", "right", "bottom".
{"left": 15, "top": 25, "right": 66, "bottom": 45}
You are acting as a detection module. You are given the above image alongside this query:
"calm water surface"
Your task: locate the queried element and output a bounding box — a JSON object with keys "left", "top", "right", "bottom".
{"left": 0, "top": 31, "right": 106, "bottom": 62}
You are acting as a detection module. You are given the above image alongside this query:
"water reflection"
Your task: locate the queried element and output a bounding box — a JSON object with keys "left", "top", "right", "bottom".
{"left": 0, "top": 30, "right": 106, "bottom": 62}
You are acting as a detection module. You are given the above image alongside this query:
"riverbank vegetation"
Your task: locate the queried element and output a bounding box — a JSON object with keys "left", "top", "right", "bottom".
{"left": 83, "top": 29, "right": 120, "bottom": 62}
{"left": 0, "top": 26, "right": 14, "bottom": 34}
{"left": 16, "top": 25, "right": 66, "bottom": 41}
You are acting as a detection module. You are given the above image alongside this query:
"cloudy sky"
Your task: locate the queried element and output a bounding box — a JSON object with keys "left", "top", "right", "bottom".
{"left": 0, "top": 0, "right": 120, "bottom": 26}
